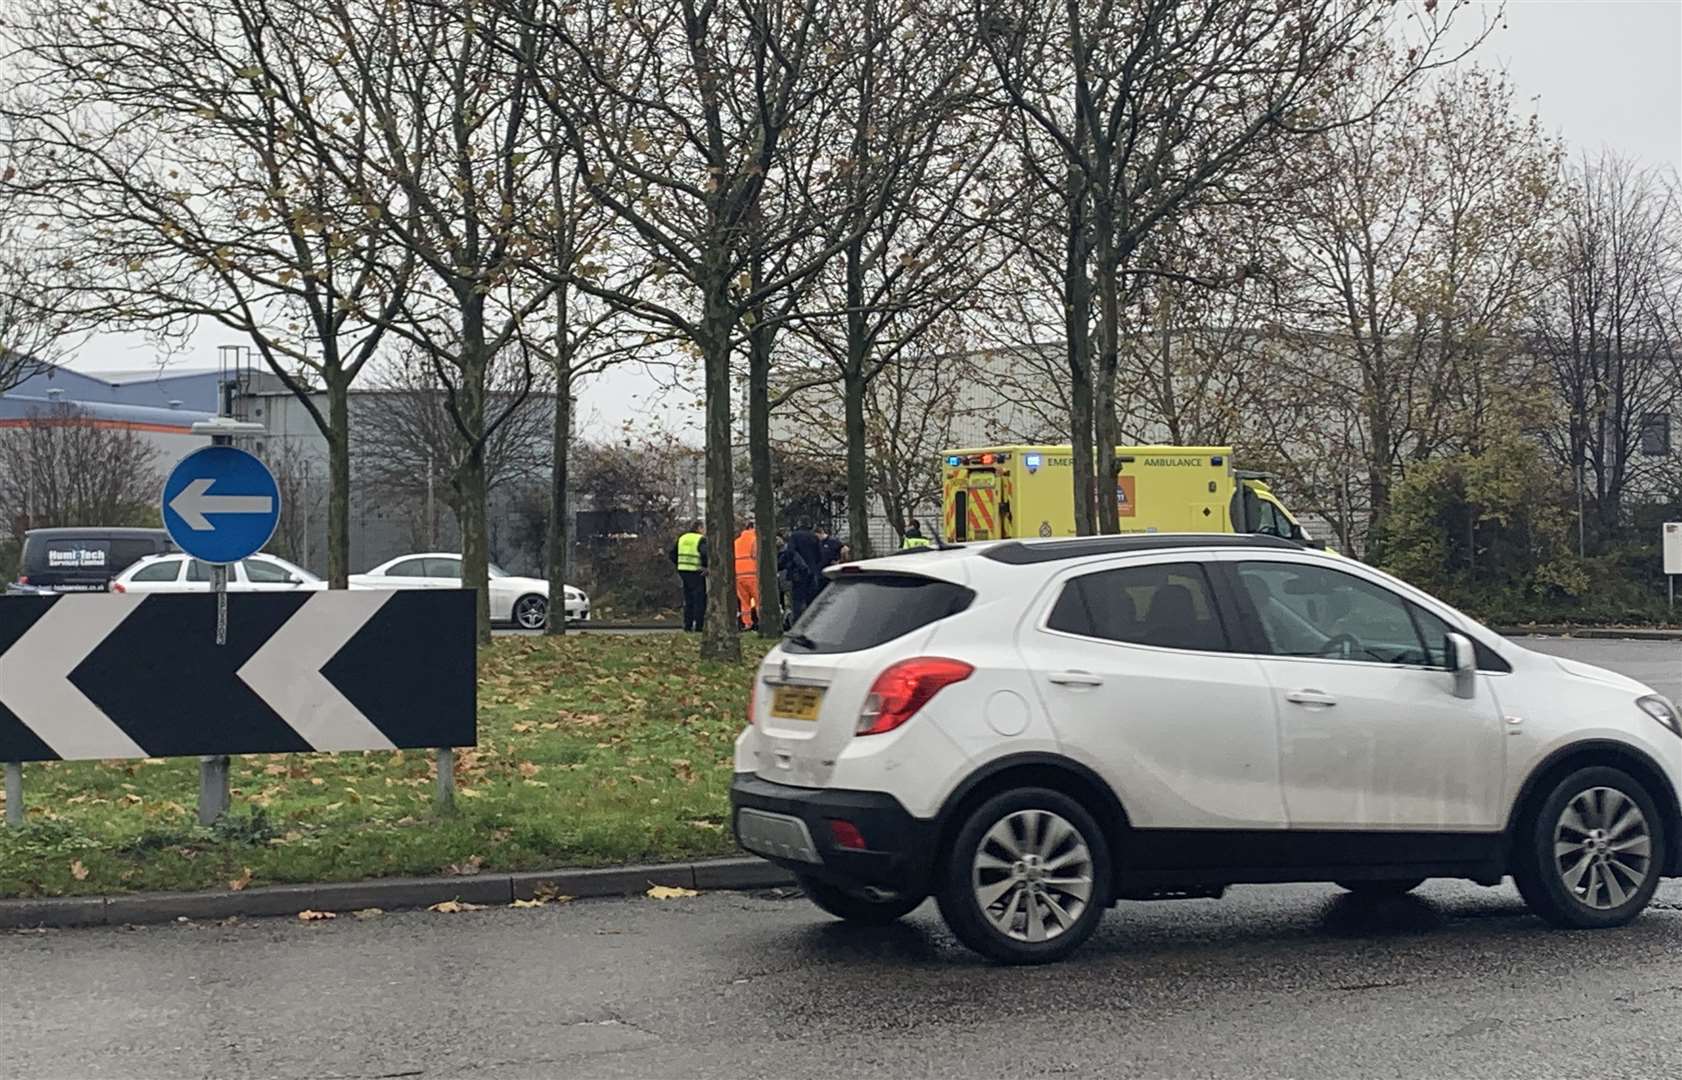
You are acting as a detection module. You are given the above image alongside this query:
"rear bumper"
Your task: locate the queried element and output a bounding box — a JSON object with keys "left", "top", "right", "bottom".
{"left": 730, "top": 773, "right": 937, "bottom": 895}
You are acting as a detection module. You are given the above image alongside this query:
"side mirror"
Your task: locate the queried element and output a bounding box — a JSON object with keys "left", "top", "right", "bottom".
{"left": 285, "top": 575, "right": 302, "bottom": 586}
{"left": 1446, "top": 632, "right": 1476, "bottom": 699}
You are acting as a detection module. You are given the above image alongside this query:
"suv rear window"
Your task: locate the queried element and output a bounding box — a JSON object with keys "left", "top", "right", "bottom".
{"left": 1047, "top": 562, "right": 1230, "bottom": 652}
{"left": 784, "top": 574, "right": 973, "bottom": 654}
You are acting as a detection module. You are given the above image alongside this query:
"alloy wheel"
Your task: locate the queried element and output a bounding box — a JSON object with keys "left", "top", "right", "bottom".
{"left": 514, "top": 596, "right": 548, "bottom": 630}
{"left": 971, "top": 809, "right": 1094, "bottom": 943}
{"left": 1553, "top": 786, "right": 1652, "bottom": 910}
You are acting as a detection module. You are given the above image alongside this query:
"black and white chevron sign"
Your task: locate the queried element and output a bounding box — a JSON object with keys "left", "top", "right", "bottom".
{"left": 0, "top": 590, "right": 475, "bottom": 762}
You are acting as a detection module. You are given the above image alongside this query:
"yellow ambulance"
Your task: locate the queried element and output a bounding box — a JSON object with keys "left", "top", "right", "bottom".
{"left": 938, "top": 445, "right": 1315, "bottom": 544}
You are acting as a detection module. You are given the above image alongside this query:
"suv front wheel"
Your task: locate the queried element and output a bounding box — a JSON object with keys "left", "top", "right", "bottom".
{"left": 1514, "top": 765, "right": 1666, "bottom": 929}
{"left": 936, "top": 787, "right": 1111, "bottom": 964}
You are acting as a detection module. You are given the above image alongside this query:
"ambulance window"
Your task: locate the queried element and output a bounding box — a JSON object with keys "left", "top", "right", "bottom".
{"left": 1254, "top": 499, "right": 1290, "bottom": 538}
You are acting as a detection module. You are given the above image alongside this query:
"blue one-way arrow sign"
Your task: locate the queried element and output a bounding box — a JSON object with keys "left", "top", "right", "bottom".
{"left": 161, "top": 445, "right": 281, "bottom": 564}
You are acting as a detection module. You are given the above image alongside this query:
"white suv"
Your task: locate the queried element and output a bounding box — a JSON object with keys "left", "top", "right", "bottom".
{"left": 731, "top": 535, "right": 1682, "bottom": 964}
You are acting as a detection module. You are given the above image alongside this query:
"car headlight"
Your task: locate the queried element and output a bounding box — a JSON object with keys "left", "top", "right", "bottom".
{"left": 1637, "top": 695, "right": 1681, "bottom": 738}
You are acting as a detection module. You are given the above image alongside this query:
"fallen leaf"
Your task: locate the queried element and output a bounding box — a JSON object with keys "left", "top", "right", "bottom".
{"left": 70, "top": 860, "right": 89, "bottom": 881}
{"left": 518, "top": 762, "right": 541, "bottom": 778}
{"left": 352, "top": 908, "right": 384, "bottom": 920}
{"left": 228, "top": 867, "right": 253, "bottom": 892}
{"left": 511, "top": 898, "right": 545, "bottom": 909}
{"left": 309, "top": 777, "right": 325, "bottom": 787}
{"left": 323, "top": 802, "right": 344, "bottom": 812}
{"left": 458, "top": 787, "right": 482, "bottom": 799}
{"left": 297, "top": 909, "right": 336, "bottom": 922}
{"left": 444, "top": 855, "right": 484, "bottom": 877}
{"left": 264, "top": 763, "right": 287, "bottom": 776}
{"left": 646, "top": 885, "right": 699, "bottom": 900}
{"left": 428, "top": 899, "right": 488, "bottom": 914}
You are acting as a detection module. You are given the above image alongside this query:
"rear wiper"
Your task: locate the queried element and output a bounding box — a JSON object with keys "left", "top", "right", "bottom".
{"left": 784, "top": 632, "right": 818, "bottom": 650}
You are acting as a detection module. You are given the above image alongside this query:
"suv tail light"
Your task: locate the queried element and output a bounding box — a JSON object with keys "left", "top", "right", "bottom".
{"left": 111, "top": 582, "right": 126, "bottom": 593}
{"left": 16, "top": 575, "right": 26, "bottom": 586}
{"left": 856, "top": 658, "right": 974, "bottom": 736}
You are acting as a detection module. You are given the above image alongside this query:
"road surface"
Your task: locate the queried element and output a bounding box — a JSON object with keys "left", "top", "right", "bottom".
{"left": 2, "top": 636, "right": 1677, "bottom": 1080}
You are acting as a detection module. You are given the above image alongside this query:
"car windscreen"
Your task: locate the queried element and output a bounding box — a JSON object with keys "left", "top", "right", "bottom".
{"left": 783, "top": 574, "right": 973, "bottom": 654}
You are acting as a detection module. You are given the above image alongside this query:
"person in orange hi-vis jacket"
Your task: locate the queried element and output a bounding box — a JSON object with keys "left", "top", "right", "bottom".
{"left": 733, "top": 519, "right": 759, "bottom": 630}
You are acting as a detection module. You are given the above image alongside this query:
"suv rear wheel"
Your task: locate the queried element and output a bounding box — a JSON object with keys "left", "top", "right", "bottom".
{"left": 796, "top": 874, "right": 925, "bottom": 925}
{"left": 936, "top": 787, "right": 1111, "bottom": 964}
{"left": 1513, "top": 765, "right": 1665, "bottom": 929}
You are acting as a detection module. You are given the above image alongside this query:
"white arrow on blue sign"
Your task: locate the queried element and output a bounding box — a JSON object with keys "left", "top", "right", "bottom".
{"left": 161, "top": 445, "right": 282, "bottom": 564}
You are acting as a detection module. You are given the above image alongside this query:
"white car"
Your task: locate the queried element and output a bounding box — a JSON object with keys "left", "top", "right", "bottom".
{"left": 113, "top": 552, "right": 327, "bottom": 593}
{"left": 349, "top": 553, "right": 588, "bottom": 629}
{"left": 732, "top": 534, "right": 1681, "bottom": 964}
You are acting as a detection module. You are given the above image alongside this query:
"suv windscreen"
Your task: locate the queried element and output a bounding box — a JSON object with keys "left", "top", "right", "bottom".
{"left": 784, "top": 574, "right": 973, "bottom": 654}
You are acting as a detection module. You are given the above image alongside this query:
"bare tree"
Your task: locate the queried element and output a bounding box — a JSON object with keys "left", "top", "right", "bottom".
{"left": 980, "top": 0, "right": 1478, "bottom": 534}
{"left": 0, "top": 0, "right": 416, "bottom": 588}
{"left": 0, "top": 190, "right": 66, "bottom": 392}
{"left": 263, "top": 438, "right": 325, "bottom": 570}
{"left": 0, "top": 404, "right": 160, "bottom": 530}
{"left": 1533, "top": 152, "right": 1682, "bottom": 545}
{"left": 1273, "top": 59, "right": 1560, "bottom": 549}
{"left": 507, "top": 0, "right": 871, "bottom": 660}
{"left": 356, "top": 344, "right": 553, "bottom": 535}
{"left": 786, "top": 0, "right": 1009, "bottom": 558}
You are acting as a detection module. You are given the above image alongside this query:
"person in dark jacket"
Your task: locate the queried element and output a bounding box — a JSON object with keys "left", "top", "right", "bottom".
{"left": 786, "top": 520, "right": 823, "bottom": 620}
{"left": 669, "top": 520, "right": 708, "bottom": 632}
{"left": 814, "top": 525, "right": 842, "bottom": 594}
{"left": 775, "top": 533, "right": 810, "bottom": 629}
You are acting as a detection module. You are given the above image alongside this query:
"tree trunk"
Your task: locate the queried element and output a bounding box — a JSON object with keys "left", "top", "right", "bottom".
{"left": 842, "top": 239, "right": 873, "bottom": 556}
{"left": 1063, "top": 164, "right": 1096, "bottom": 537}
{"left": 698, "top": 269, "right": 741, "bottom": 663}
{"left": 748, "top": 298, "right": 781, "bottom": 641}
{"left": 844, "top": 361, "right": 870, "bottom": 556}
{"left": 545, "top": 313, "right": 571, "bottom": 637}
{"left": 325, "top": 375, "right": 351, "bottom": 590}
{"left": 1092, "top": 213, "right": 1122, "bottom": 535}
{"left": 458, "top": 296, "right": 493, "bottom": 645}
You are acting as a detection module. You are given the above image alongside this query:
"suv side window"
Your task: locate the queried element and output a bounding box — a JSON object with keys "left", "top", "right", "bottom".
{"left": 1408, "top": 601, "right": 1513, "bottom": 674}
{"left": 1237, "top": 562, "right": 1429, "bottom": 665}
{"left": 1048, "top": 562, "right": 1229, "bottom": 652}
{"left": 424, "top": 557, "right": 462, "bottom": 579}
{"left": 385, "top": 558, "right": 428, "bottom": 577}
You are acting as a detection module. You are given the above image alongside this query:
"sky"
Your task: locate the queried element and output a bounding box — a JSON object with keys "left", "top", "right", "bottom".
{"left": 57, "top": 0, "right": 1682, "bottom": 440}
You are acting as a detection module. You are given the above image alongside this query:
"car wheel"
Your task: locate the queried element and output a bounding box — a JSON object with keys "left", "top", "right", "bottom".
{"left": 1514, "top": 765, "right": 1665, "bottom": 930}
{"left": 1335, "top": 878, "right": 1425, "bottom": 897}
{"left": 796, "top": 874, "right": 925, "bottom": 925}
{"left": 513, "top": 594, "right": 549, "bottom": 630}
{"left": 936, "top": 787, "right": 1110, "bottom": 965}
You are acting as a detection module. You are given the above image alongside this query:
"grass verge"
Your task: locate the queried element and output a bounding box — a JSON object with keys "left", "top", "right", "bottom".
{"left": 0, "top": 633, "right": 772, "bottom": 898}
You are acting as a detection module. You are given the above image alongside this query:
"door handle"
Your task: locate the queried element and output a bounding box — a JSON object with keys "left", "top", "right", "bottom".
{"left": 1049, "top": 670, "right": 1105, "bottom": 687}
{"left": 1285, "top": 689, "right": 1337, "bottom": 707}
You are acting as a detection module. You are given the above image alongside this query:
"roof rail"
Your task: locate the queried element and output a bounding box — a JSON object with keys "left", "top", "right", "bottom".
{"left": 982, "top": 534, "right": 1302, "bottom": 565}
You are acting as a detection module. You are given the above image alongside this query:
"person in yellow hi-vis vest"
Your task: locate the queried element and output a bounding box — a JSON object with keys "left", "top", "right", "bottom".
{"left": 668, "top": 520, "right": 708, "bottom": 632}
{"left": 733, "top": 519, "right": 759, "bottom": 630}
{"left": 901, "top": 518, "right": 932, "bottom": 549}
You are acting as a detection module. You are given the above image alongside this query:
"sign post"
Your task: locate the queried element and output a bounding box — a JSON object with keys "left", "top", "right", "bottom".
{"left": 167, "top": 421, "right": 277, "bottom": 824}
{"left": 1664, "top": 522, "right": 1681, "bottom": 613}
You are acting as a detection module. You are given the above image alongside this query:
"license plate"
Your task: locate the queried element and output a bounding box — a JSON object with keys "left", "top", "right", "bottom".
{"left": 770, "top": 685, "right": 824, "bottom": 721}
